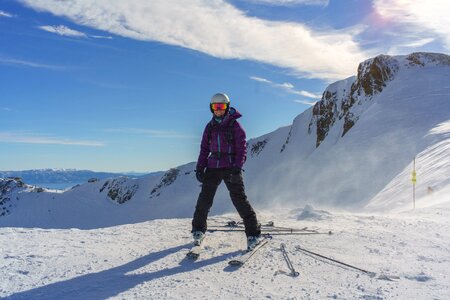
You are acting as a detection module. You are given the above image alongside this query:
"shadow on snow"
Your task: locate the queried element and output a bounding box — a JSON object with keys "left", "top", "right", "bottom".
{"left": 7, "top": 243, "right": 242, "bottom": 300}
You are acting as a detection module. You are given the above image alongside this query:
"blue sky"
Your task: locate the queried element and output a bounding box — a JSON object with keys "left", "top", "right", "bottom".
{"left": 1, "top": 0, "right": 449, "bottom": 172}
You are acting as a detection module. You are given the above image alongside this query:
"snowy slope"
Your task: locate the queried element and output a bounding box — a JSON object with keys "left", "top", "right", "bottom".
{"left": 243, "top": 53, "right": 450, "bottom": 211}
{"left": 0, "top": 165, "right": 200, "bottom": 229}
{"left": 1, "top": 52, "right": 449, "bottom": 229}
{"left": 1, "top": 203, "right": 449, "bottom": 299}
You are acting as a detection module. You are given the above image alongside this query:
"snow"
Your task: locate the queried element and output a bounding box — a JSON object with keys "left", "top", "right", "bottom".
{"left": 1, "top": 52, "right": 450, "bottom": 299}
{"left": 242, "top": 53, "right": 450, "bottom": 212}
{"left": 1, "top": 203, "right": 450, "bottom": 299}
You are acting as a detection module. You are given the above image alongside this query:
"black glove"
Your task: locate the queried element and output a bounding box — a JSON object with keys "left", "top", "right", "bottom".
{"left": 196, "top": 167, "right": 206, "bottom": 183}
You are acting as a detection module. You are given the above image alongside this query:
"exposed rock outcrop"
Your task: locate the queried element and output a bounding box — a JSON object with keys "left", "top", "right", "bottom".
{"left": 150, "top": 168, "right": 180, "bottom": 198}
{"left": 309, "top": 53, "right": 450, "bottom": 148}
{"left": 0, "top": 178, "right": 25, "bottom": 217}
{"left": 309, "top": 54, "right": 400, "bottom": 147}
{"left": 250, "top": 139, "right": 268, "bottom": 157}
{"left": 99, "top": 177, "right": 138, "bottom": 204}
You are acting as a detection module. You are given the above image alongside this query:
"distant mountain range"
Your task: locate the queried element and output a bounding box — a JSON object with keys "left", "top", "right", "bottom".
{"left": 0, "top": 169, "right": 162, "bottom": 189}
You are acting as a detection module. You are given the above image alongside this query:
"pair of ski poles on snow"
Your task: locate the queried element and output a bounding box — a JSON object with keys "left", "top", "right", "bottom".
{"left": 279, "top": 243, "right": 378, "bottom": 278}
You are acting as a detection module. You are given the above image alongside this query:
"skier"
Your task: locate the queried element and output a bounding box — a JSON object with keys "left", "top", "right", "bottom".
{"left": 192, "top": 93, "right": 261, "bottom": 251}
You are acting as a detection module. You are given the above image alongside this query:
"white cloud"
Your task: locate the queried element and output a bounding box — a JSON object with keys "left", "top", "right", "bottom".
{"left": 91, "top": 35, "right": 113, "bottom": 40}
{"left": 250, "top": 76, "right": 321, "bottom": 99}
{"left": 373, "top": 0, "right": 450, "bottom": 50}
{"left": 243, "top": 0, "right": 328, "bottom": 6}
{"left": 38, "top": 25, "right": 87, "bottom": 38}
{"left": 250, "top": 76, "right": 272, "bottom": 83}
{"left": 1, "top": 107, "right": 12, "bottom": 111}
{"left": 0, "top": 56, "right": 63, "bottom": 69}
{"left": 0, "top": 131, "right": 104, "bottom": 146}
{"left": 401, "top": 38, "right": 435, "bottom": 48}
{"left": 0, "top": 10, "right": 14, "bottom": 17}
{"left": 294, "top": 99, "right": 317, "bottom": 106}
{"left": 19, "top": 0, "right": 367, "bottom": 80}
{"left": 38, "top": 25, "right": 113, "bottom": 39}
{"left": 291, "top": 89, "right": 321, "bottom": 99}
{"left": 386, "top": 37, "right": 436, "bottom": 55}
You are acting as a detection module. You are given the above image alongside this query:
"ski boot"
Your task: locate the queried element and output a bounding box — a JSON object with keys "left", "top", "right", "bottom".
{"left": 192, "top": 231, "right": 205, "bottom": 246}
{"left": 247, "top": 236, "right": 261, "bottom": 251}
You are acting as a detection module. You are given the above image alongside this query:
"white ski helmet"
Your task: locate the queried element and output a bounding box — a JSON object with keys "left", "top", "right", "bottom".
{"left": 210, "top": 92, "right": 230, "bottom": 113}
{"left": 210, "top": 92, "right": 230, "bottom": 104}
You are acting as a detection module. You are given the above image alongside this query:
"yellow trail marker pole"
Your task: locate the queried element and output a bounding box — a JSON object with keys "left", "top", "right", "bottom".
{"left": 412, "top": 157, "right": 417, "bottom": 209}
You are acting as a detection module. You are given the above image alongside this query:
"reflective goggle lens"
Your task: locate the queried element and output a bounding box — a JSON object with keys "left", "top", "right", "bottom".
{"left": 211, "top": 103, "right": 228, "bottom": 111}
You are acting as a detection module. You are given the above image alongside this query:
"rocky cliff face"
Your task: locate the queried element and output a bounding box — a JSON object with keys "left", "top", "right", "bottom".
{"left": 99, "top": 177, "right": 139, "bottom": 204}
{"left": 309, "top": 52, "right": 450, "bottom": 148}
{"left": 150, "top": 168, "right": 180, "bottom": 198}
{"left": 0, "top": 178, "right": 26, "bottom": 217}
{"left": 309, "top": 54, "right": 400, "bottom": 147}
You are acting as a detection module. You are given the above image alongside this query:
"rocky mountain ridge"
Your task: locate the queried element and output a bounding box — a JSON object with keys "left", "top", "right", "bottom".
{"left": 309, "top": 52, "right": 450, "bottom": 147}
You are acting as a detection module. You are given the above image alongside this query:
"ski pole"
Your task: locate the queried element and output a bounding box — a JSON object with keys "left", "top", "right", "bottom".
{"left": 295, "top": 245, "right": 375, "bottom": 276}
{"left": 266, "top": 232, "right": 329, "bottom": 236}
{"left": 280, "top": 243, "right": 299, "bottom": 277}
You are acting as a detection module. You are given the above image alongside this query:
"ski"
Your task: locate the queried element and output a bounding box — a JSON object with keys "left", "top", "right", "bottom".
{"left": 207, "top": 228, "right": 329, "bottom": 235}
{"left": 186, "top": 243, "right": 203, "bottom": 259}
{"left": 228, "top": 239, "right": 269, "bottom": 266}
{"left": 208, "top": 223, "right": 322, "bottom": 234}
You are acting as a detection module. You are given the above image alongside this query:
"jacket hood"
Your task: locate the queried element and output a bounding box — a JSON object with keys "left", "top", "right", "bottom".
{"left": 228, "top": 107, "right": 242, "bottom": 119}
{"left": 211, "top": 107, "right": 241, "bottom": 126}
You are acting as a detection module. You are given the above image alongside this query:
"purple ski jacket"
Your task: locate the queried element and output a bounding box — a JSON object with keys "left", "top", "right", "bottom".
{"left": 196, "top": 107, "right": 247, "bottom": 169}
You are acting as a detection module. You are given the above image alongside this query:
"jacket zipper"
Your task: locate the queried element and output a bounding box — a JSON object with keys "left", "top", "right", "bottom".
{"left": 217, "top": 134, "right": 221, "bottom": 168}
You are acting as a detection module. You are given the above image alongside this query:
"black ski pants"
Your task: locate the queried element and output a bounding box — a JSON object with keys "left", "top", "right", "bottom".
{"left": 192, "top": 168, "right": 260, "bottom": 237}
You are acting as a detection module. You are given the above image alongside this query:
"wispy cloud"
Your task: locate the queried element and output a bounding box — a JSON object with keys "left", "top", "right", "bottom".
{"left": 0, "top": 55, "right": 64, "bottom": 69}
{"left": 294, "top": 99, "right": 317, "bottom": 106}
{"left": 373, "top": 0, "right": 450, "bottom": 51}
{"left": 0, "top": 131, "right": 104, "bottom": 146}
{"left": 1, "top": 107, "right": 12, "bottom": 112}
{"left": 38, "top": 24, "right": 113, "bottom": 39}
{"left": 91, "top": 35, "right": 113, "bottom": 40}
{"left": 38, "top": 25, "right": 87, "bottom": 37}
{"left": 242, "top": 0, "right": 329, "bottom": 6}
{"left": 386, "top": 37, "right": 437, "bottom": 55}
{"left": 19, "top": 0, "right": 367, "bottom": 80}
{"left": 250, "top": 76, "right": 272, "bottom": 84}
{"left": 401, "top": 38, "right": 435, "bottom": 48}
{"left": 0, "top": 10, "right": 14, "bottom": 17}
{"left": 104, "top": 128, "right": 197, "bottom": 139}
{"left": 250, "top": 76, "right": 321, "bottom": 99}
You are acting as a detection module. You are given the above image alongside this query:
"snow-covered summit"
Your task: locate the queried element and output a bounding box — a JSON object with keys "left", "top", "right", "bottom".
{"left": 0, "top": 178, "right": 51, "bottom": 217}
{"left": 310, "top": 52, "right": 450, "bottom": 148}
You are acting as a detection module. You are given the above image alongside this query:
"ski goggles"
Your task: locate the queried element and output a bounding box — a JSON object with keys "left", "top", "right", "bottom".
{"left": 210, "top": 103, "right": 228, "bottom": 111}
